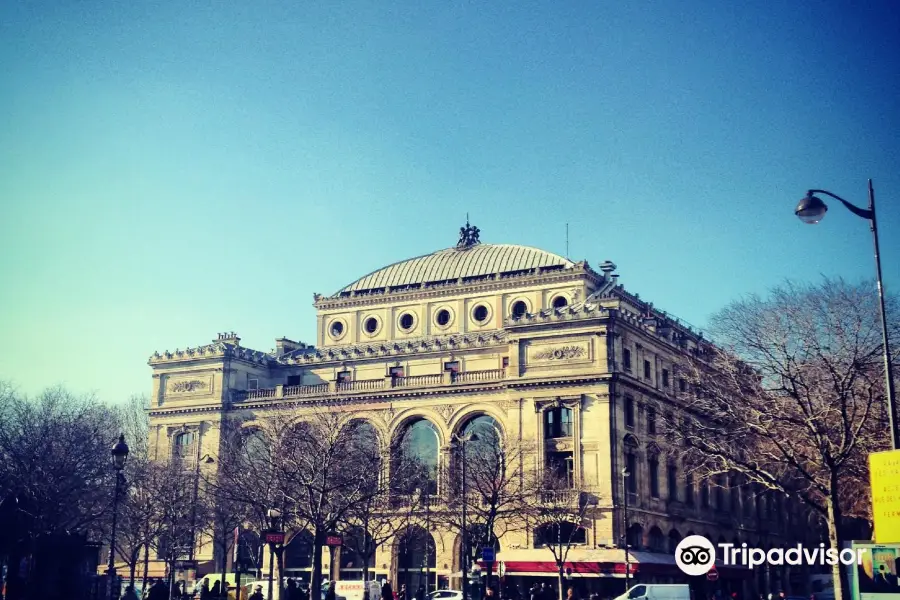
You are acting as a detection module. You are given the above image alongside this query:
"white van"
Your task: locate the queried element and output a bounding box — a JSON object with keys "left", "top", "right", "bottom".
{"left": 332, "top": 580, "right": 381, "bottom": 600}
{"left": 615, "top": 584, "right": 691, "bottom": 600}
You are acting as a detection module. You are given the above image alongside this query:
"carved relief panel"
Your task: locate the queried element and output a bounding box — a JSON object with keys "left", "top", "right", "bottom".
{"left": 164, "top": 373, "right": 214, "bottom": 397}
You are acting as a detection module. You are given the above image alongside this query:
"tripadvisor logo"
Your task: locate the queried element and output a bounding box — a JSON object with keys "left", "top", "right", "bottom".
{"left": 674, "top": 535, "right": 867, "bottom": 575}
{"left": 675, "top": 535, "right": 716, "bottom": 576}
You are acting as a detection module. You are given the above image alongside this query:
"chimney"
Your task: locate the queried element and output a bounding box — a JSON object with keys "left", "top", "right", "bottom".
{"left": 275, "top": 337, "right": 302, "bottom": 357}
{"left": 215, "top": 331, "right": 241, "bottom": 346}
{"left": 599, "top": 260, "right": 617, "bottom": 281}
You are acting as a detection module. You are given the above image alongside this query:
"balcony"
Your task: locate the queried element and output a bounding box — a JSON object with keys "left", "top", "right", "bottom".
{"left": 232, "top": 368, "right": 507, "bottom": 402}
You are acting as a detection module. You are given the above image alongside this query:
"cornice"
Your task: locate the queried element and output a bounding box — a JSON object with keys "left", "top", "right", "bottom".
{"left": 280, "top": 330, "right": 509, "bottom": 365}
{"left": 314, "top": 268, "right": 602, "bottom": 310}
{"left": 149, "top": 342, "right": 275, "bottom": 367}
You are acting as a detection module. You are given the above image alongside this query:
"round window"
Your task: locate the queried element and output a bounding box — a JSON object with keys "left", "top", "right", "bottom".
{"left": 399, "top": 313, "right": 415, "bottom": 331}
{"left": 329, "top": 320, "right": 345, "bottom": 338}
{"left": 511, "top": 300, "right": 527, "bottom": 319}
{"left": 364, "top": 317, "right": 379, "bottom": 334}
{"left": 436, "top": 308, "right": 451, "bottom": 327}
{"left": 473, "top": 304, "right": 489, "bottom": 323}
{"left": 552, "top": 296, "right": 569, "bottom": 309}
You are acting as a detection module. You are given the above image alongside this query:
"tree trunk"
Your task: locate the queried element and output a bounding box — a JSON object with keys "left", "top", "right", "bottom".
{"left": 557, "top": 566, "right": 565, "bottom": 600}
{"left": 312, "top": 530, "right": 324, "bottom": 600}
{"left": 141, "top": 544, "right": 150, "bottom": 598}
{"left": 222, "top": 526, "right": 230, "bottom": 599}
{"left": 130, "top": 548, "right": 138, "bottom": 587}
{"left": 826, "top": 491, "right": 849, "bottom": 600}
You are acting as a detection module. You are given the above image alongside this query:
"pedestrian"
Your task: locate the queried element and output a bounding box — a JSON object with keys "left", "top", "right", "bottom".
{"left": 122, "top": 585, "right": 140, "bottom": 600}
{"left": 149, "top": 578, "right": 169, "bottom": 600}
{"left": 200, "top": 579, "right": 211, "bottom": 600}
{"left": 566, "top": 588, "right": 577, "bottom": 600}
{"left": 530, "top": 583, "right": 540, "bottom": 600}
{"left": 211, "top": 581, "right": 223, "bottom": 599}
{"left": 249, "top": 585, "right": 265, "bottom": 600}
{"left": 416, "top": 586, "right": 426, "bottom": 600}
{"left": 399, "top": 584, "right": 408, "bottom": 600}
{"left": 327, "top": 583, "right": 337, "bottom": 600}
{"left": 287, "top": 579, "right": 300, "bottom": 600}
{"left": 382, "top": 581, "right": 395, "bottom": 600}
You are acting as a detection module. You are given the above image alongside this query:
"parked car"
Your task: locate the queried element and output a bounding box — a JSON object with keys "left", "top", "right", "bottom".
{"left": 428, "top": 590, "right": 466, "bottom": 600}
{"left": 615, "top": 584, "right": 691, "bottom": 600}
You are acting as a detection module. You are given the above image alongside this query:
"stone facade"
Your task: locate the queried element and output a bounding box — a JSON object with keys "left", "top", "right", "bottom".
{"left": 147, "top": 228, "right": 812, "bottom": 595}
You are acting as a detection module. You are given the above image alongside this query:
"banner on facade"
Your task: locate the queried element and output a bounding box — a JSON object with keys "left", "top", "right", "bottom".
{"left": 870, "top": 450, "right": 900, "bottom": 544}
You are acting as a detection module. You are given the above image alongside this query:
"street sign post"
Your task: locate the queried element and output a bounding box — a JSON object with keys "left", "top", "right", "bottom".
{"left": 869, "top": 449, "right": 900, "bottom": 543}
{"left": 481, "top": 547, "right": 495, "bottom": 563}
{"left": 326, "top": 535, "right": 343, "bottom": 547}
{"left": 265, "top": 531, "right": 285, "bottom": 545}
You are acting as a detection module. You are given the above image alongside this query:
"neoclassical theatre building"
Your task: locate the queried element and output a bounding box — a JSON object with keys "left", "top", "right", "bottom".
{"left": 147, "top": 224, "right": 808, "bottom": 596}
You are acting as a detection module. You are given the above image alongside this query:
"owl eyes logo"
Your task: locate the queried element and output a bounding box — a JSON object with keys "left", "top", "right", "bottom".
{"left": 675, "top": 535, "right": 716, "bottom": 576}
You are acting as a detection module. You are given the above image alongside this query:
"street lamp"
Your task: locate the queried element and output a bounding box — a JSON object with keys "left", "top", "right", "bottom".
{"left": 416, "top": 485, "right": 432, "bottom": 594}
{"left": 453, "top": 432, "right": 479, "bottom": 600}
{"left": 108, "top": 434, "right": 130, "bottom": 599}
{"left": 621, "top": 468, "right": 631, "bottom": 585}
{"left": 267, "top": 508, "right": 283, "bottom": 600}
{"left": 795, "top": 180, "right": 898, "bottom": 449}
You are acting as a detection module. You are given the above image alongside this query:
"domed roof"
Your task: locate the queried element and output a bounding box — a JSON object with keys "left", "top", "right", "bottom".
{"left": 335, "top": 244, "right": 575, "bottom": 296}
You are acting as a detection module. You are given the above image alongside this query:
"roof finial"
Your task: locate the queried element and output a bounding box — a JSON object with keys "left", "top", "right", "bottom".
{"left": 456, "top": 216, "right": 481, "bottom": 249}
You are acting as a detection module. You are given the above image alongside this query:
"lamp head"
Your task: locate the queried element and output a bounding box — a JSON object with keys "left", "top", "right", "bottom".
{"left": 795, "top": 192, "right": 828, "bottom": 224}
{"left": 111, "top": 434, "right": 129, "bottom": 471}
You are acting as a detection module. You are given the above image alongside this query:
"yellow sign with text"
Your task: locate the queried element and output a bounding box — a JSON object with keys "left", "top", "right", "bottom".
{"left": 869, "top": 449, "right": 900, "bottom": 543}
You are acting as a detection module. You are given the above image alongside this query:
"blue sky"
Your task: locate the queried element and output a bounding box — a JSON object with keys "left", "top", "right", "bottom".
{"left": 1, "top": 1, "right": 898, "bottom": 404}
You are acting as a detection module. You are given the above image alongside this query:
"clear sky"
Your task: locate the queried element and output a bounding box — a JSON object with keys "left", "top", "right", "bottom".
{"left": 1, "top": 1, "right": 898, "bottom": 405}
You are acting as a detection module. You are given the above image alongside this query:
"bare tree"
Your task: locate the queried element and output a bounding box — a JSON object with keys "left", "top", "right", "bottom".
{"left": 664, "top": 279, "right": 896, "bottom": 600}
{"left": 523, "top": 472, "right": 595, "bottom": 600}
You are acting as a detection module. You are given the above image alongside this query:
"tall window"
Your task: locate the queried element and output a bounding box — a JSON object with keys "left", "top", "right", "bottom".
{"left": 701, "top": 479, "right": 710, "bottom": 508}
{"left": 647, "top": 408, "right": 657, "bottom": 435}
{"left": 644, "top": 360, "right": 651, "bottom": 380}
{"left": 393, "top": 419, "right": 439, "bottom": 495}
{"left": 173, "top": 432, "right": 194, "bottom": 462}
{"left": 648, "top": 456, "right": 659, "bottom": 498}
{"left": 623, "top": 349, "right": 632, "bottom": 371}
{"left": 625, "top": 452, "right": 638, "bottom": 494}
{"left": 667, "top": 464, "right": 678, "bottom": 501}
{"left": 662, "top": 369, "right": 670, "bottom": 387}
{"left": 685, "top": 473, "right": 694, "bottom": 506}
{"left": 544, "top": 407, "right": 573, "bottom": 438}
{"left": 714, "top": 476, "right": 724, "bottom": 509}
{"left": 625, "top": 397, "right": 635, "bottom": 428}
{"left": 678, "top": 378, "right": 686, "bottom": 392}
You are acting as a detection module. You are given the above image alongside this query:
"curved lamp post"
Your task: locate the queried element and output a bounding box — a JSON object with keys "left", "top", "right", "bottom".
{"left": 621, "top": 468, "right": 631, "bottom": 586}
{"left": 267, "top": 508, "right": 283, "bottom": 600}
{"left": 108, "top": 434, "right": 130, "bottom": 599}
{"left": 795, "top": 180, "right": 898, "bottom": 449}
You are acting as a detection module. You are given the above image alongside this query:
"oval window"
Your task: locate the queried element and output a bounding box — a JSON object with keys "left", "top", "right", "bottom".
{"left": 329, "top": 321, "right": 345, "bottom": 338}
{"left": 511, "top": 300, "right": 527, "bottom": 319}
{"left": 473, "top": 304, "right": 489, "bottom": 323}
{"left": 399, "top": 313, "right": 415, "bottom": 331}
{"left": 364, "top": 317, "right": 379, "bottom": 334}
{"left": 436, "top": 309, "right": 451, "bottom": 327}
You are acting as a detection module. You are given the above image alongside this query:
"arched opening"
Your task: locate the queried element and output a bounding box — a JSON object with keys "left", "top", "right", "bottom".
{"left": 534, "top": 522, "right": 587, "bottom": 547}
{"left": 626, "top": 523, "right": 643, "bottom": 550}
{"left": 455, "top": 415, "right": 503, "bottom": 497}
{"left": 511, "top": 300, "right": 528, "bottom": 319}
{"left": 392, "top": 418, "right": 440, "bottom": 495}
{"left": 667, "top": 529, "right": 682, "bottom": 554}
{"left": 339, "top": 526, "right": 376, "bottom": 580}
{"left": 648, "top": 527, "right": 665, "bottom": 553}
{"left": 398, "top": 525, "right": 436, "bottom": 593}
{"left": 283, "top": 530, "right": 315, "bottom": 584}
{"left": 552, "top": 296, "right": 569, "bottom": 309}
{"left": 345, "top": 419, "right": 381, "bottom": 492}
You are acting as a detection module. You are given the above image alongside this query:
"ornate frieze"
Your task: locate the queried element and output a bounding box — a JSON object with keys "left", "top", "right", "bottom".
{"left": 166, "top": 374, "right": 214, "bottom": 396}
{"left": 524, "top": 339, "right": 592, "bottom": 365}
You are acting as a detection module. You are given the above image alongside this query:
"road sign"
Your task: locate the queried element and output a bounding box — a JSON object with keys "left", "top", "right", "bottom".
{"left": 481, "top": 547, "right": 495, "bottom": 562}
{"left": 326, "top": 535, "right": 343, "bottom": 546}
{"left": 265, "top": 532, "right": 285, "bottom": 545}
{"left": 707, "top": 566, "right": 719, "bottom": 582}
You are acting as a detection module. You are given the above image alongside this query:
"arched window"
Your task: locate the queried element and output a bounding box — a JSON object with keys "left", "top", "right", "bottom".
{"left": 339, "top": 526, "right": 376, "bottom": 579}
{"left": 284, "top": 530, "right": 315, "bottom": 583}
{"left": 511, "top": 300, "right": 528, "bottom": 319}
{"left": 626, "top": 524, "right": 643, "bottom": 549}
{"left": 534, "top": 522, "right": 586, "bottom": 547}
{"left": 544, "top": 407, "right": 573, "bottom": 439}
{"left": 398, "top": 526, "right": 436, "bottom": 593}
{"left": 345, "top": 420, "right": 381, "bottom": 492}
{"left": 393, "top": 419, "right": 439, "bottom": 495}
{"left": 648, "top": 527, "right": 665, "bottom": 552}
{"left": 668, "top": 529, "right": 682, "bottom": 554}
